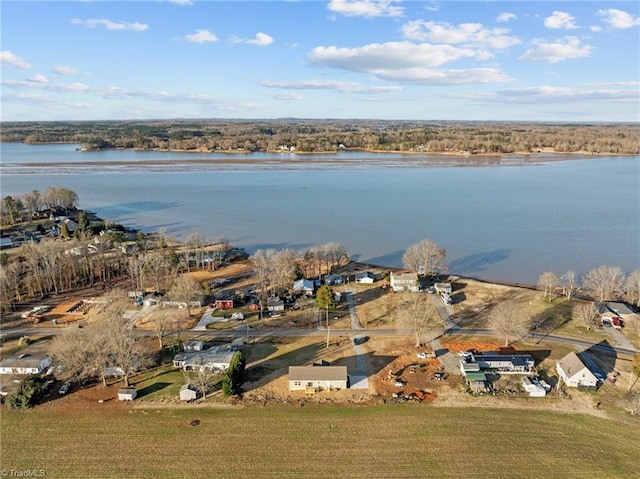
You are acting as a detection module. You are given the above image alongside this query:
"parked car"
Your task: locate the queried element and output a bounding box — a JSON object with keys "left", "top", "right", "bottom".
{"left": 458, "top": 351, "right": 473, "bottom": 358}
{"left": 353, "top": 336, "right": 369, "bottom": 346}
{"left": 230, "top": 312, "right": 245, "bottom": 321}
{"left": 58, "top": 382, "right": 71, "bottom": 395}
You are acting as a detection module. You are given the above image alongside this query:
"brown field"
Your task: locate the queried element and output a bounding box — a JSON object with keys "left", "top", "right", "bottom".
{"left": 1, "top": 403, "right": 639, "bottom": 478}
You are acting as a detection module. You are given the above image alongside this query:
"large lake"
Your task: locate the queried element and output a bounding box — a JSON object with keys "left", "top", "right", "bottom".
{"left": 1, "top": 142, "right": 638, "bottom": 285}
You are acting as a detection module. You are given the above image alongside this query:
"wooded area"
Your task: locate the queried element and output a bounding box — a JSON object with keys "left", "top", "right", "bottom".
{"left": 2, "top": 119, "right": 638, "bottom": 154}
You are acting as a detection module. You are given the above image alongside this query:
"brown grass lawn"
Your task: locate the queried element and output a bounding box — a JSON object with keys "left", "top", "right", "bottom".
{"left": 1, "top": 404, "right": 638, "bottom": 478}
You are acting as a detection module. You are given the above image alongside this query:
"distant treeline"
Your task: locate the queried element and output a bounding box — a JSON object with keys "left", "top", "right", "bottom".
{"left": 1, "top": 119, "right": 639, "bottom": 155}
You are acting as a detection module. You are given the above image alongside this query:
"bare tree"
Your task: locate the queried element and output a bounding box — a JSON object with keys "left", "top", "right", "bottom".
{"left": 583, "top": 265, "right": 625, "bottom": 302}
{"left": 143, "top": 251, "right": 172, "bottom": 292}
{"left": 537, "top": 271, "right": 559, "bottom": 301}
{"left": 572, "top": 302, "right": 599, "bottom": 331}
{"left": 168, "top": 275, "right": 202, "bottom": 316}
{"left": 561, "top": 270, "right": 577, "bottom": 300}
{"left": 487, "top": 300, "right": 531, "bottom": 346}
{"left": 190, "top": 363, "right": 220, "bottom": 400}
{"left": 402, "top": 238, "right": 446, "bottom": 277}
{"left": 397, "top": 293, "right": 442, "bottom": 347}
{"left": 148, "top": 306, "right": 183, "bottom": 349}
{"left": 624, "top": 270, "right": 640, "bottom": 308}
{"left": 185, "top": 232, "right": 206, "bottom": 272}
{"left": 250, "top": 248, "right": 298, "bottom": 298}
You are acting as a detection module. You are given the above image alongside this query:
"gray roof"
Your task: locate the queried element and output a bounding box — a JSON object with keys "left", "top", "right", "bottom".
{"left": 557, "top": 351, "right": 591, "bottom": 379}
{"left": 289, "top": 366, "right": 348, "bottom": 382}
{"left": 605, "top": 302, "right": 634, "bottom": 316}
{"left": 0, "top": 354, "right": 50, "bottom": 369}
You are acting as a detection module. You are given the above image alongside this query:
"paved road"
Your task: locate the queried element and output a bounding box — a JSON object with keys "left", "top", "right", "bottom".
{"left": 3, "top": 324, "right": 637, "bottom": 358}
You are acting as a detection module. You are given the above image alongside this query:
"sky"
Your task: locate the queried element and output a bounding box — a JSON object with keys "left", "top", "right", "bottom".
{"left": 1, "top": 1, "right": 639, "bottom": 122}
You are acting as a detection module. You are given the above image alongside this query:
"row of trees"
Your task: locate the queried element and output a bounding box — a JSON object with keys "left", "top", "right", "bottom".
{"left": 2, "top": 187, "right": 79, "bottom": 225}
{"left": 537, "top": 266, "right": 640, "bottom": 305}
{"left": 3, "top": 120, "right": 638, "bottom": 154}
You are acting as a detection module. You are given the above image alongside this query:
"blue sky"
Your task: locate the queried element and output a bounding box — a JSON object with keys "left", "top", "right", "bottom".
{"left": 1, "top": 1, "right": 639, "bottom": 121}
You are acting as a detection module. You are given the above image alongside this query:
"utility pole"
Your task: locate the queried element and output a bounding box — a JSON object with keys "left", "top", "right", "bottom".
{"left": 326, "top": 307, "right": 330, "bottom": 349}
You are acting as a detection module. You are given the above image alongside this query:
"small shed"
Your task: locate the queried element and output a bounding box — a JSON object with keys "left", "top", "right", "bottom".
{"left": 267, "top": 297, "right": 285, "bottom": 312}
{"left": 324, "top": 274, "right": 343, "bottom": 286}
{"left": 117, "top": 388, "right": 137, "bottom": 401}
{"left": 179, "top": 384, "right": 199, "bottom": 401}
{"left": 215, "top": 299, "right": 234, "bottom": 310}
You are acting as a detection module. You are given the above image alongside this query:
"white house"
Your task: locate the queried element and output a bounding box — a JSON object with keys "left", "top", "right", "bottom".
{"left": 434, "top": 282, "right": 452, "bottom": 294}
{"left": 173, "top": 346, "right": 236, "bottom": 372}
{"left": 556, "top": 352, "right": 598, "bottom": 388}
{"left": 179, "top": 384, "right": 199, "bottom": 401}
{"left": 288, "top": 366, "right": 348, "bottom": 391}
{"left": 0, "top": 354, "right": 52, "bottom": 375}
{"left": 390, "top": 272, "right": 420, "bottom": 292}
{"left": 117, "top": 388, "right": 137, "bottom": 401}
{"left": 293, "top": 279, "right": 315, "bottom": 295}
{"left": 355, "top": 271, "right": 374, "bottom": 284}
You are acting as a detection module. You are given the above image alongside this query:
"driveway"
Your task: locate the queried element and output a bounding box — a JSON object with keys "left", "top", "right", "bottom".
{"left": 428, "top": 294, "right": 461, "bottom": 375}
{"left": 344, "top": 289, "right": 369, "bottom": 390}
{"left": 604, "top": 327, "right": 638, "bottom": 352}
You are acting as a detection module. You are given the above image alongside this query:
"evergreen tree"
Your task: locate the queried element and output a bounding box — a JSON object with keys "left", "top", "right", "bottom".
{"left": 222, "top": 351, "right": 245, "bottom": 396}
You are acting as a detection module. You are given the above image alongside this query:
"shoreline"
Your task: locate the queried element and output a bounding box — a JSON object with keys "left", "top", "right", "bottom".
{"left": 4, "top": 150, "right": 635, "bottom": 172}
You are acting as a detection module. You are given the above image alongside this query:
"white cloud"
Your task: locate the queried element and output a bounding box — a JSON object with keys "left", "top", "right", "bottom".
{"left": 27, "top": 74, "right": 48, "bottom": 84}
{"left": 308, "top": 42, "right": 481, "bottom": 70}
{"left": 597, "top": 9, "right": 640, "bottom": 29}
{"left": 184, "top": 29, "right": 218, "bottom": 43}
{"left": 245, "top": 33, "right": 274, "bottom": 47}
{"left": 544, "top": 11, "right": 578, "bottom": 30}
{"left": 3, "top": 78, "right": 90, "bottom": 92}
{"left": 71, "top": 18, "right": 149, "bottom": 31}
{"left": 52, "top": 64, "right": 79, "bottom": 75}
{"left": 424, "top": 2, "right": 439, "bottom": 12}
{"left": 519, "top": 37, "right": 592, "bottom": 63}
{"left": 401, "top": 21, "right": 520, "bottom": 49}
{"left": 261, "top": 79, "right": 401, "bottom": 94}
{"left": 169, "top": 0, "right": 194, "bottom": 5}
{"left": 374, "top": 67, "right": 511, "bottom": 85}
{"left": 493, "top": 85, "right": 639, "bottom": 103}
{"left": 590, "top": 25, "right": 602, "bottom": 33}
{"left": 0, "top": 50, "right": 31, "bottom": 69}
{"left": 307, "top": 41, "right": 512, "bottom": 85}
{"left": 327, "top": 0, "right": 403, "bottom": 18}
{"left": 267, "top": 92, "right": 304, "bottom": 101}
{"left": 496, "top": 12, "right": 516, "bottom": 23}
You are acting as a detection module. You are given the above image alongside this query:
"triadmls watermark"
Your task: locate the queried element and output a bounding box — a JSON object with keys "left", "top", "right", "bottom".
{"left": 0, "top": 470, "right": 46, "bottom": 478}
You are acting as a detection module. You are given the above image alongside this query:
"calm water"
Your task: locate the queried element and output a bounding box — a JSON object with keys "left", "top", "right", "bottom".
{"left": 1, "top": 143, "right": 639, "bottom": 284}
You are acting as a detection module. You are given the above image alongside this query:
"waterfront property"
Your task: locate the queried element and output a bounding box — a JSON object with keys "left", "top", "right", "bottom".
{"left": 389, "top": 272, "right": 420, "bottom": 292}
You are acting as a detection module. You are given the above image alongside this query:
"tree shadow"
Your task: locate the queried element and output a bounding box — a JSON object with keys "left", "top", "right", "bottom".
{"left": 96, "top": 201, "right": 183, "bottom": 218}
{"left": 136, "top": 381, "right": 171, "bottom": 398}
{"left": 449, "top": 249, "right": 511, "bottom": 275}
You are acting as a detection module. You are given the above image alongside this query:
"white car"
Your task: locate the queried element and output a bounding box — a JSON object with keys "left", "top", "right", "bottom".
{"left": 230, "top": 312, "right": 245, "bottom": 320}
{"left": 58, "top": 382, "right": 71, "bottom": 395}
{"left": 458, "top": 351, "right": 473, "bottom": 358}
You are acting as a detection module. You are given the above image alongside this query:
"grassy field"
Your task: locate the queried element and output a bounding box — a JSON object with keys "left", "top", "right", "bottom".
{"left": 1, "top": 404, "right": 638, "bottom": 478}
